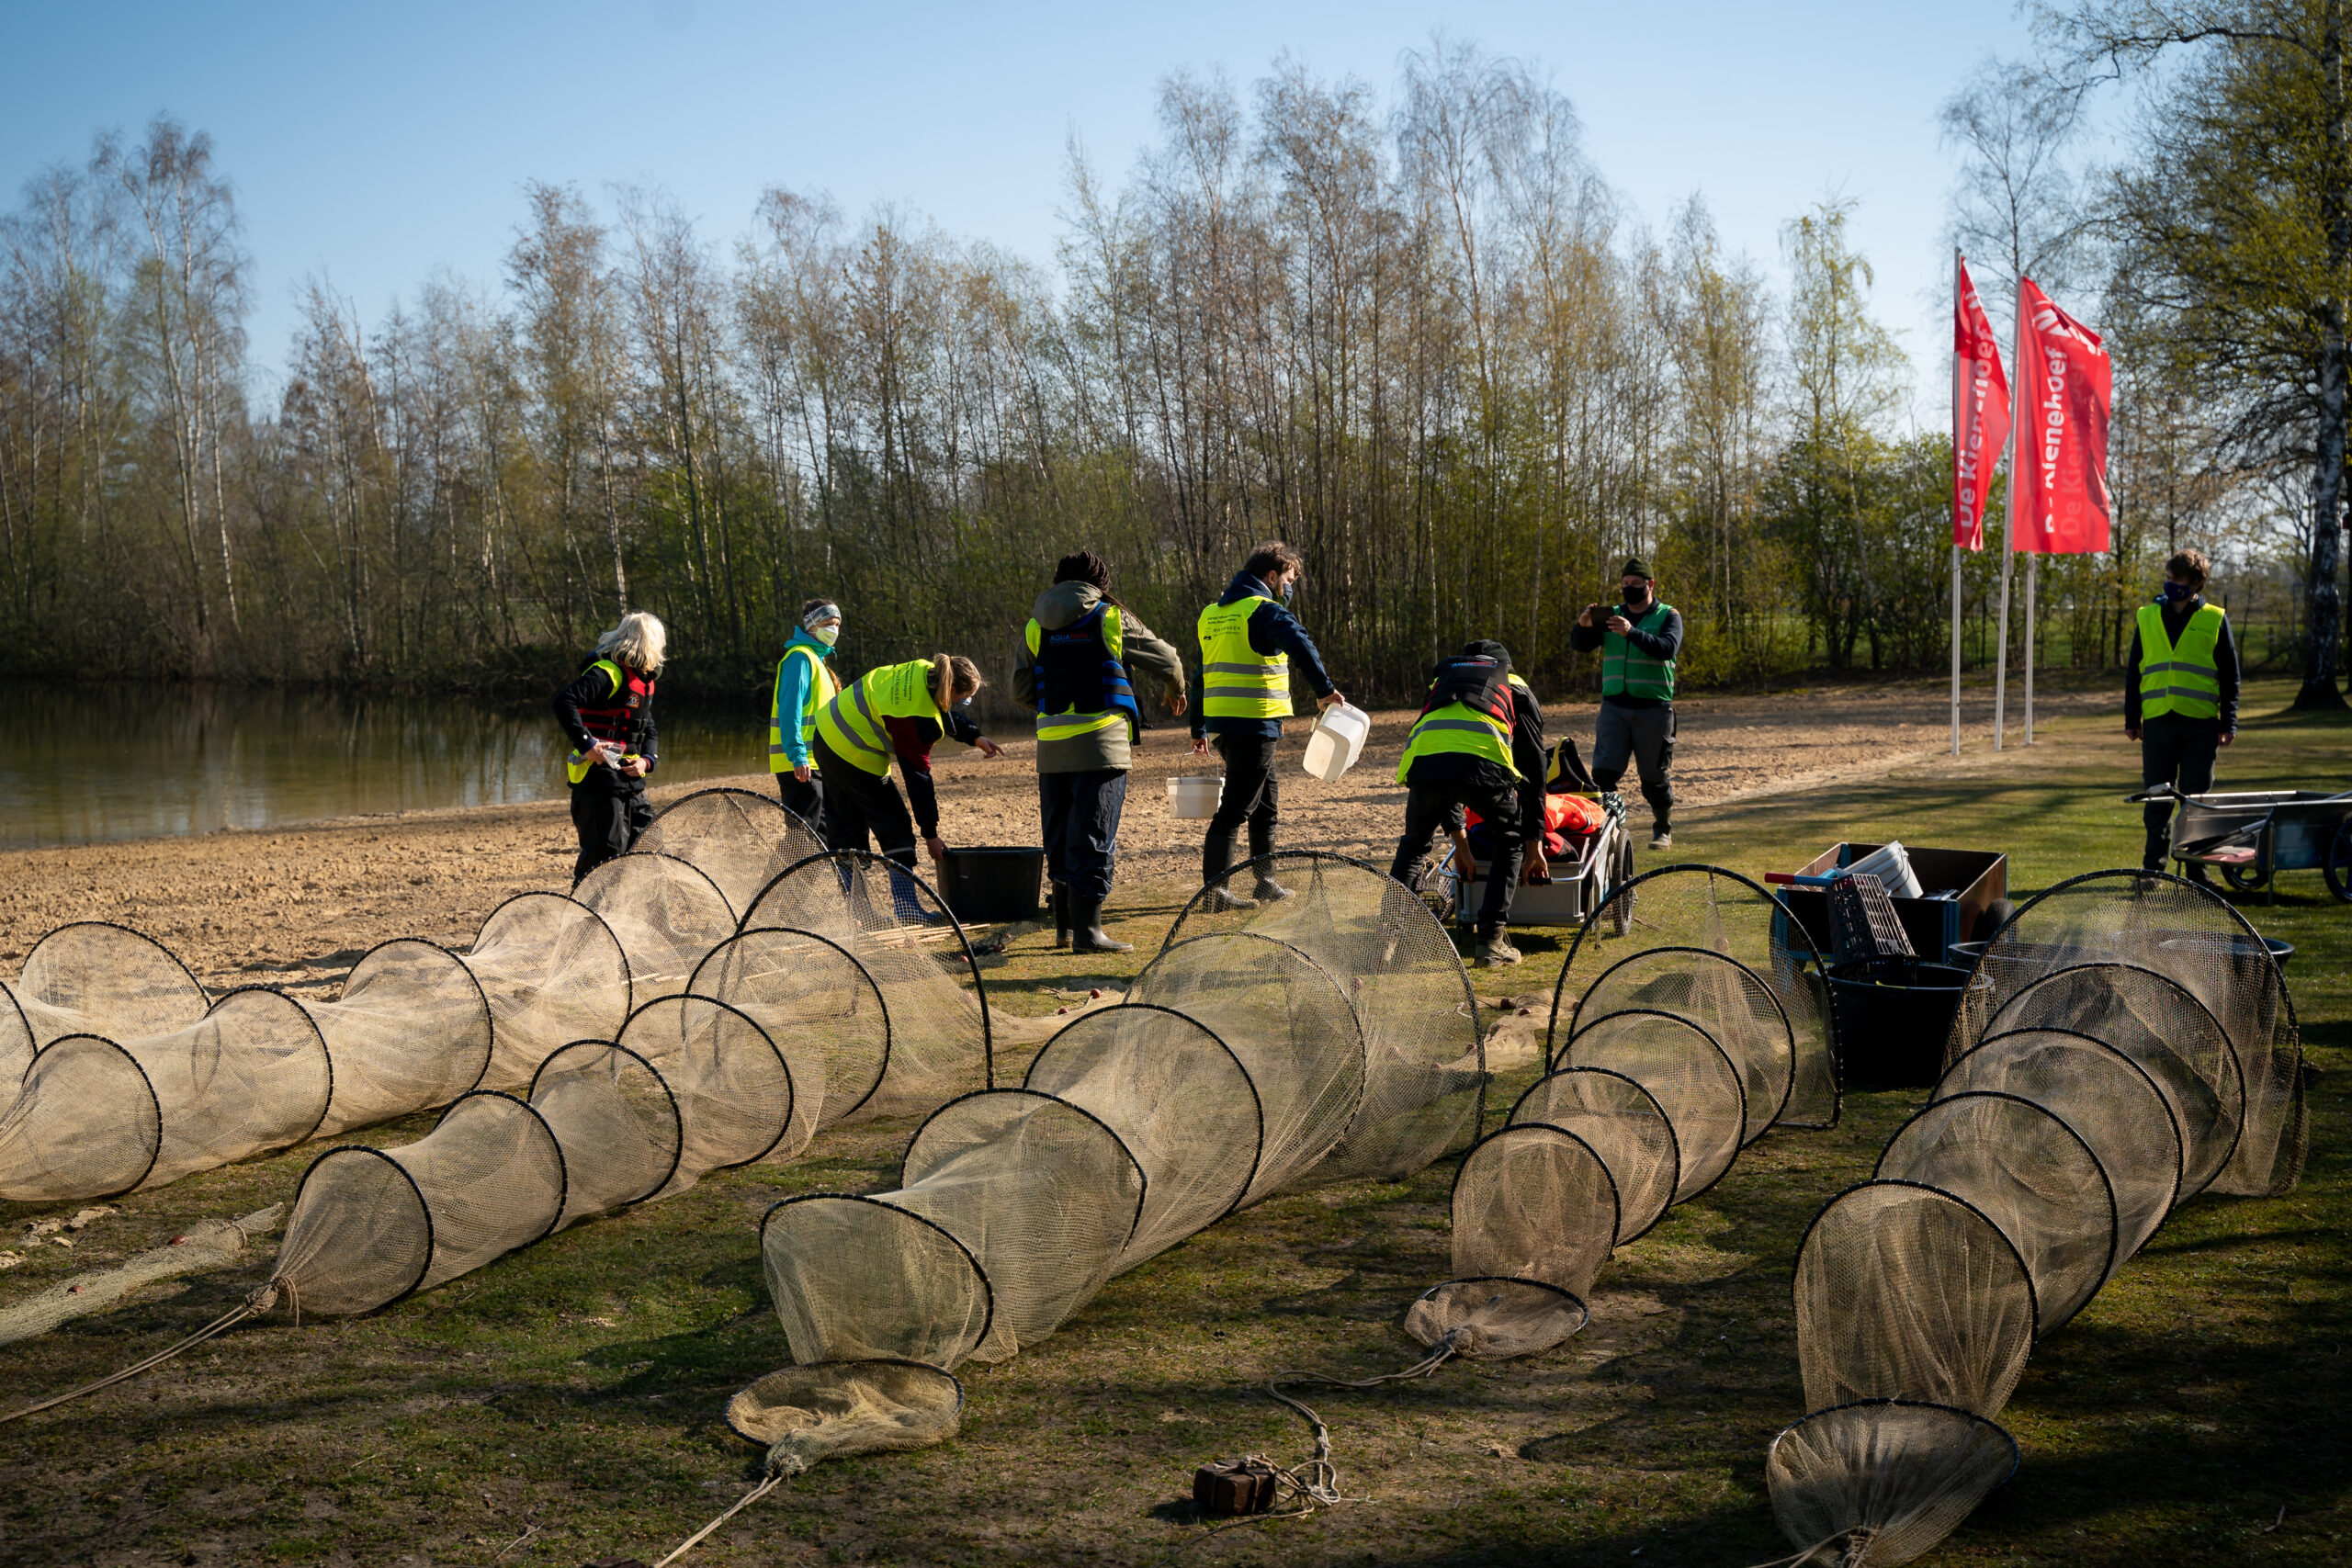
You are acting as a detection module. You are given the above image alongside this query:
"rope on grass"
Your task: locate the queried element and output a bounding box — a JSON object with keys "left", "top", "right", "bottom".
{"left": 646, "top": 1452, "right": 804, "bottom": 1568}
{"left": 0, "top": 1280, "right": 280, "bottom": 1425}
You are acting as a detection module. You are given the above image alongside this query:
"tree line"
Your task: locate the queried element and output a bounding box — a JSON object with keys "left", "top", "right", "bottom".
{"left": 1, "top": 27, "right": 2341, "bottom": 711}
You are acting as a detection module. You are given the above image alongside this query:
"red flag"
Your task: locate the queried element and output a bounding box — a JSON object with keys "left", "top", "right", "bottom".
{"left": 1951, "top": 257, "right": 2009, "bottom": 550}
{"left": 2013, "top": 277, "right": 2112, "bottom": 555}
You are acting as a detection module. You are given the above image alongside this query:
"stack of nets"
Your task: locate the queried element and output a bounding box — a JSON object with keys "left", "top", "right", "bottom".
{"left": 756, "top": 852, "right": 1481, "bottom": 1377}
{"left": 1767, "top": 871, "right": 2301, "bottom": 1565}
{"left": 1407, "top": 865, "right": 1834, "bottom": 1359}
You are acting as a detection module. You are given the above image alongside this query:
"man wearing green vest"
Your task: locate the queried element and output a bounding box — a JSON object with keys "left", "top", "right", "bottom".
{"left": 1569, "top": 558, "right": 1683, "bottom": 851}
{"left": 1388, "top": 641, "right": 1549, "bottom": 966}
{"left": 1188, "top": 540, "right": 1345, "bottom": 909}
{"left": 2125, "top": 548, "right": 2239, "bottom": 875}
{"left": 767, "top": 598, "right": 842, "bottom": 832}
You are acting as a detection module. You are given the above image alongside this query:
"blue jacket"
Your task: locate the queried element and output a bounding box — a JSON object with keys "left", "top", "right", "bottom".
{"left": 1189, "top": 570, "right": 1338, "bottom": 739}
{"left": 770, "top": 627, "right": 836, "bottom": 770}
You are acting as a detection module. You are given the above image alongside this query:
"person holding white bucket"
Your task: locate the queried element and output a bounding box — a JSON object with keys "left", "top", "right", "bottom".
{"left": 1387, "top": 640, "right": 1549, "bottom": 967}
{"left": 1013, "top": 550, "right": 1188, "bottom": 954}
{"left": 1189, "top": 540, "right": 1345, "bottom": 910}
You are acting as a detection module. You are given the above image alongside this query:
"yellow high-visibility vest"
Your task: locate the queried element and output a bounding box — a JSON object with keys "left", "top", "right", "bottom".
{"left": 1197, "top": 595, "right": 1290, "bottom": 720}
{"left": 768, "top": 643, "right": 839, "bottom": 773}
{"left": 2138, "top": 602, "right": 2224, "bottom": 720}
{"left": 1397, "top": 673, "right": 1527, "bottom": 783}
{"left": 815, "top": 659, "right": 945, "bottom": 778}
{"left": 1026, "top": 604, "right": 1133, "bottom": 743}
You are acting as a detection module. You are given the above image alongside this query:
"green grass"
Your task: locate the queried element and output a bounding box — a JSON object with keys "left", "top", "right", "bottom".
{"left": 1, "top": 677, "right": 2345, "bottom": 1565}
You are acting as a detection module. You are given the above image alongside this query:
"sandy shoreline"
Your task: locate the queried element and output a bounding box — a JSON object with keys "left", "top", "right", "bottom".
{"left": 0, "top": 682, "right": 2117, "bottom": 992}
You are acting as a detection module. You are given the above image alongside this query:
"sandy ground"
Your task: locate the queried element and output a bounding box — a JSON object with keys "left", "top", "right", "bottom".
{"left": 0, "top": 682, "right": 2117, "bottom": 992}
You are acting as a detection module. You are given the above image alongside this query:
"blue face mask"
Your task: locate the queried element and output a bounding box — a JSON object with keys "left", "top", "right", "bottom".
{"left": 2162, "top": 581, "right": 2193, "bottom": 605}
{"left": 1281, "top": 578, "right": 1297, "bottom": 604}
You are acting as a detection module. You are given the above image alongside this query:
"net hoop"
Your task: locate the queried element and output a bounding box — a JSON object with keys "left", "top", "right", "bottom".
{"left": 1796, "top": 1177, "right": 2043, "bottom": 1353}
{"left": 615, "top": 994, "right": 800, "bottom": 1170}
{"left": 16, "top": 1033, "right": 164, "bottom": 1198}
{"left": 527, "top": 1039, "right": 688, "bottom": 1209}
{"left": 690, "top": 925, "right": 893, "bottom": 1125}
{"left": 758, "top": 1191, "right": 999, "bottom": 1368}
{"left": 899, "top": 1088, "right": 1149, "bottom": 1258}
{"left": 1950, "top": 1026, "right": 2186, "bottom": 1233}
{"left": 1558, "top": 944, "right": 1796, "bottom": 1137}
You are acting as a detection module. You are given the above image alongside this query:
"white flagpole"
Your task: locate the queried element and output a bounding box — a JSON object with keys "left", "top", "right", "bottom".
{"left": 1951, "top": 249, "right": 1963, "bottom": 757}
{"left": 1994, "top": 281, "right": 2023, "bottom": 751}
{"left": 2024, "top": 553, "right": 2038, "bottom": 744}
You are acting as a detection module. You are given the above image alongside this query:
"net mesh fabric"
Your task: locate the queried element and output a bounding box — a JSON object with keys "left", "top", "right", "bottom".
{"left": 1166, "top": 852, "right": 1483, "bottom": 1180}
{"left": 7, "top": 922, "right": 209, "bottom": 1055}
{"left": 0, "top": 1035, "right": 163, "bottom": 1200}
{"left": 1874, "top": 1094, "right": 2115, "bottom": 1334}
{"left": 633, "top": 786, "right": 825, "bottom": 919}
{"left": 615, "top": 996, "right": 800, "bottom": 1187}
{"left": 527, "top": 1043, "right": 684, "bottom": 1230}
{"left": 300, "top": 941, "right": 492, "bottom": 1136}
{"left": 462, "top": 894, "right": 633, "bottom": 1090}
{"left": 1022, "top": 1005, "right": 1263, "bottom": 1267}
{"left": 1505, "top": 1067, "right": 1679, "bottom": 1242}
{"left": 1127, "top": 933, "right": 1361, "bottom": 1202}
{"left": 1447, "top": 1124, "right": 1620, "bottom": 1299}
{"left": 726, "top": 1360, "right": 964, "bottom": 1471}
{"left": 121, "top": 988, "right": 334, "bottom": 1188}
{"left": 1402, "top": 1279, "right": 1590, "bottom": 1360}
{"left": 1793, "top": 1181, "right": 2036, "bottom": 1417}
{"left": 1767, "top": 1402, "right": 2020, "bottom": 1568}
{"left": 574, "top": 852, "right": 741, "bottom": 1004}
{"left": 1944, "top": 870, "right": 2301, "bottom": 1195}
{"left": 1552, "top": 866, "right": 1837, "bottom": 1127}
{"left": 761, "top": 1197, "right": 995, "bottom": 1369}
{"left": 1981, "top": 963, "right": 2243, "bottom": 1199}
{"left": 1564, "top": 947, "right": 1793, "bottom": 1144}
{"left": 691, "top": 929, "right": 888, "bottom": 1135}
{"left": 741, "top": 852, "right": 992, "bottom": 1115}
{"left": 1555, "top": 1009, "right": 1747, "bottom": 1204}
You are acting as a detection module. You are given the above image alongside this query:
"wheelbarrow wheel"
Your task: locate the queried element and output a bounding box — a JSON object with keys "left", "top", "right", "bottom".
{"left": 1608, "top": 835, "right": 1636, "bottom": 936}
{"left": 2221, "top": 858, "right": 2271, "bottom": 893}
{"left": 2326, "top": 823, "right": 2352, "bottom": 904}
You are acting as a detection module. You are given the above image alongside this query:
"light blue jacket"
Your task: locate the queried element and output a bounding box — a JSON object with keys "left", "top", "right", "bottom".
{"left": 771, "top": 627, "right": 836, "bottom": 770}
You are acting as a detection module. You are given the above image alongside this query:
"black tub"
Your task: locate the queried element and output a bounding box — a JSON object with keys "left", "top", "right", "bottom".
{"left": 1826, "top": 959, "right": 1989, "bottom": 1089}
{"left": 936, "top": 846, "right": 1046, "bottom": 924}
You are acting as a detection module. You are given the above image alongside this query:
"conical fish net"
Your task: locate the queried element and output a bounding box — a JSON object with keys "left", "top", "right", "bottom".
{"left": 1562, "top": 947, "right": 1793, "bottom": 1144}
{"left": 633, "top": 785, "right": 825, "bottom": 918}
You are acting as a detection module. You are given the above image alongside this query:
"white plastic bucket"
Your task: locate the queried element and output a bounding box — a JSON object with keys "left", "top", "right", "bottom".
{"left": 1168, "top": 775, "right": 1224, "bottom": 819}
{"left": 1301, "top": 704, "right": 1370, "bottom": 782}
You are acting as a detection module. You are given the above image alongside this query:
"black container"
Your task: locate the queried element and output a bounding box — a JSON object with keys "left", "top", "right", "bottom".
{"left": 936, "top": 846, "right": 1046, "bottom": 924}
{"left": 1827, "top": 959, "right": 1986, "bottom": 1089}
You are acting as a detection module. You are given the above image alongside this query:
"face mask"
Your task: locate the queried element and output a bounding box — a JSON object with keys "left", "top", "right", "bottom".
{"left": 1281, "top": 578, "right": 1297, "bottom": 605}
{"left": 812, "top": 624, "right": 841, "bottom": 647}
{"left": 2161, "top": 581, "right": 2193, "bottom": 605}
{"left": 1623, "top": 582, "right": 1651, "bottom": 608}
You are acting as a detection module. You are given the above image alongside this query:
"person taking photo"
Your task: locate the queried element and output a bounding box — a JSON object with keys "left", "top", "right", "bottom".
{"left": 1568, "top": 558, "right": 1682, "bottom": 852}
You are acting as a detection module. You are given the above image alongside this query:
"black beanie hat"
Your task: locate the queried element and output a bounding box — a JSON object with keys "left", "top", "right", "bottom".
{"left": 1622, "top": 558, "right": 1653, "bottom": 581}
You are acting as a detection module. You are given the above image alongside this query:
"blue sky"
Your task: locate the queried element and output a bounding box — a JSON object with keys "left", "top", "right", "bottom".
{"left": 3, "top": 1, "right": 2043, "bottom": 415}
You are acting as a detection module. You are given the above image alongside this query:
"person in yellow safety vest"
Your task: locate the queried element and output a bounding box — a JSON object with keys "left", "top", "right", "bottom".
{"left": 1186, "top": 540, "right": 1346, "bottom": 911}
{"left": 1568, "top": 558, "right": 1683, "bottom": 852}
{"left": 1388, "top": 641, "right": 1551, "bottom": 967}
{"left": 2125, "top": 548, "right": 2239, "bottom": 879}
{"left": 769, "top": 598, "right": 842, "bottom": 833}
{"left": 552, "top": 610, "right": 665, "bottom": 886}
{"left": 1014, "top": 551, "right": 1187, "bottom": 955}
{"left": 812, "top": 653, "right": 1006, "bottom": 875}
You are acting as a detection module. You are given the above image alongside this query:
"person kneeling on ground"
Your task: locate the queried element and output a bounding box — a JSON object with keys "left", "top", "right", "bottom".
{"left": 1569, "top": 558, "right": 1681, "bottom": 851}
{"left": 2125, "top": 547, "right": 2238, "bottom": 879}
{"left": 769, "top": 598, "right": 842, "bottom": 833}
{"left": 813, "top": 653, "right": 1006, "bottom": 882}
{"left": 1016, "top": 550, "right": 1187, "bottom": 955}
{"left": 1189, "top": 540, "right": 1346, "bottom": 910}
{"left": 554, "top": 611, "right": 666, "bottom": 886}
{"left": 1389, "top": 639, "right": 1550, "bottom": 967}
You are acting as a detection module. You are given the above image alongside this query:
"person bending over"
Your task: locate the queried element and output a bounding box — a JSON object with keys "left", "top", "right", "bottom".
{"left": 554, "top": 611, "right": 665, "bottom": 886}
{"left": 1188, "top": 540, "right": 1344, "bottom": 910}
{"left": 813, "top": 653, "right": 1006, "bottom": 874}
{"left": 1389, "top": 640, "right": 1549, "bottom": 967}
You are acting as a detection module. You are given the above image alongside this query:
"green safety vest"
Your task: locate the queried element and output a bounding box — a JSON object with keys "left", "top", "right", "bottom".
{"left": 1396, "top": 674, "right": 1529, "bottom": 783}
{"left": 1197, "top": 595, "right": 1291, "bottom": 720}
{"left": 1601, "top": 602, "right": 1677, "bottom": 701}
{"left": 815, "top": 659, "right": 945, "bottom": 779}
{"left": 1026, "top": 604, "right": 1132, "bottom": 744}
{"left": 767, "top": 643, "right": 839, "bottom": 774}
{"left": 2138, "top": 602, "right": 2224, "bottom": 721}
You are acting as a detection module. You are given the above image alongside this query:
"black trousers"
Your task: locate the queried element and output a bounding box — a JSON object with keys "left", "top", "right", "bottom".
{"left": 775, "top": 769, "right": 826, "bottom": 838}
{"left": 1040, "top": 769, "right": 1128, "bottom": 901}
{"left": 1204, "top": 732, "right": 1280, "bottom": 883}
{"left": 1390, "top": 773, "right": 1523, "bottom": 933}
{"left": 571, "top": 770, "right": 653, "bottom": 886}
{"left": 813, "top": 736, "right": 918, "bottom": 868}
{"left": 2142, "top": 713, "right": 2222, "bottom": 869}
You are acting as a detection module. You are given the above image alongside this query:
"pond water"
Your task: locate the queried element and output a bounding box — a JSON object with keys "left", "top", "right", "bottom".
{"left": 1, "top": 683, "right": 765, "bottom": 851}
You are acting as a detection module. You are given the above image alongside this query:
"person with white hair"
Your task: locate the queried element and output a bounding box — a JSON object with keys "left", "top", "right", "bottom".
{"left": 553, "top": 610, "right": 666, "bottom": 886}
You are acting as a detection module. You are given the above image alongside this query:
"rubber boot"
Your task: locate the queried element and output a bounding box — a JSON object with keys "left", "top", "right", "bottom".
{"left": 1202, "top": 831, "right": 1258, "bottom": 912}
{"left": 1249, "top": 823, "right": 1292, "bottom": 902}
{"left": 1051, "top": 883, "right": 1071, "bottom": 950}
{"left": 1069, "top": 894, "right": 1133, "bottom": 954}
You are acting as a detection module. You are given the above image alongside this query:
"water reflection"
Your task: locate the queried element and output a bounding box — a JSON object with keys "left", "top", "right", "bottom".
{"left": 3, "top": 684, "right": 758, "bottom": 850}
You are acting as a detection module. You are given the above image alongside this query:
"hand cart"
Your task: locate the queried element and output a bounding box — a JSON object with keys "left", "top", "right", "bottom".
{"left": 2130, "top": 784, "right": 2352, "bottom": 904}
{"left": 1414, "top": 792, "right": 1634, "bottom": 932}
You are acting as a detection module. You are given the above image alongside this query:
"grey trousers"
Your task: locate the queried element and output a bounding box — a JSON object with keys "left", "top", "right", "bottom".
{"left": 1591, "top": 702, "right": 1675, "bottom": 831}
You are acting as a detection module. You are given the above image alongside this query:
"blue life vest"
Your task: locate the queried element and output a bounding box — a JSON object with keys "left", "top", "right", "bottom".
{"left": 1028, "top": 602, "right": 1140, "bottom": 742}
